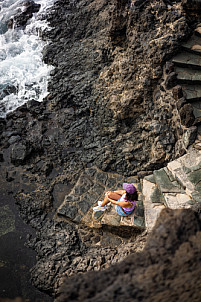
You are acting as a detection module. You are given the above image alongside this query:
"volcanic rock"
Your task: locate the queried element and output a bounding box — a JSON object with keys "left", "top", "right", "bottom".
{"left": 7, "top": 0, "right": 41, "bottom": 29}
{"left": 55, "top": 208, "right": 201, "bottom": 302}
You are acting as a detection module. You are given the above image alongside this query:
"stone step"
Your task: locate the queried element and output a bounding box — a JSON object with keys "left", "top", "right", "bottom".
{"left": 172, "top": 51, "right": 201, "bottom": 70}
{"left": 152, "top": 167, "right": 195, "bottom": 209}
{"left": 149, "top": 164, "right": 198, "bottom": 209}
{"left": 57, "top": 166, "right": 145, "bottom": 230}
{"left": 175, "top": 67, "right": 201, "bottom": 85}
{"left": 142, "top": 150, "right": 201, "bottom": 231}
{"left": 181, "top": 34, "right": 201, "bottom": 56}
{"left": 162, "top": 192, "right": 193, "bottom": 209}
{"left": 167, "top": 149, "right": 201, "bottom": 202}
{"left": 142, "top": 179, "right": 165, "bottom": 232}
{"left": 181, "top": 84, "right": 201, "bottom": 102}
{"left": 153, "top": 167, "right": 184, "bottom": 194}
{"left": 144, "top": 174, "right": 165, "bottom": 204}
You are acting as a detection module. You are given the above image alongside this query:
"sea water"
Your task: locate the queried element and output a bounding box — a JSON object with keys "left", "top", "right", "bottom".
{"left": 0, "top": 0, "right": 55, "bottom": 118}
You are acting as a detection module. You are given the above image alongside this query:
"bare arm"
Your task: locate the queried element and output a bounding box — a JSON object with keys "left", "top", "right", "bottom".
{"left": 108, "top": 197, "right": 130, "bottom": 207}
{"left": 113, "top": 189, "right": 126, "bottom": 195}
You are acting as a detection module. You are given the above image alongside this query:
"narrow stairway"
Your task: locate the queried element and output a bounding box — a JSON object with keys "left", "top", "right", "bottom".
{"left": 143, "top": 149, "right": 201, "bottom": 232}
{"left": 172, "top": 25, "right": 201, "bottom": 137}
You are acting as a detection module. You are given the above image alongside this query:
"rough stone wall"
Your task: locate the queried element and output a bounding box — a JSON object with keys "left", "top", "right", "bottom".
{"left": 0, "top": 0, "right": 195, "bottom": 177}
{"left": 42, "top": 0, "right": 191, "bottom": 175}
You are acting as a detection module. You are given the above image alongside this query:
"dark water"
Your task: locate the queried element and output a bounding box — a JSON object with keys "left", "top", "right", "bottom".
{"left": 0, "top": 181, "right": 52, "bottom": 301}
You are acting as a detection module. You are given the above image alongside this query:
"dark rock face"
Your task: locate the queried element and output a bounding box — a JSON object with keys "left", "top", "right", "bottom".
{"left": 7, "top": 0, "right": 41, "bottom": 29}
{"left": 56, "top": 208, "right": 201, "bottom": 302}
{"left": 179, "top": 103, "right": 195, "bottom": 127}
{"left": 0, "top": 0, "right": 194, "bottom": 176}
{"left": 10, "top": 142, "right": 30, "bottom": 165}
{"left": 165, "top": 72, "right": 177, "bottom": 89}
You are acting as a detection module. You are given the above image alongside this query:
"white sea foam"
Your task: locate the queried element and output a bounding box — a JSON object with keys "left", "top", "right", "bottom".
{"left": 0, "top": 0, "right": 55, "bottom": 117}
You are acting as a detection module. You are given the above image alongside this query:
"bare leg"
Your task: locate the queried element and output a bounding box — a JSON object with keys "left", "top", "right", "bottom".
{"left": 101, "top": 191, "right": 122, "bottom": 207}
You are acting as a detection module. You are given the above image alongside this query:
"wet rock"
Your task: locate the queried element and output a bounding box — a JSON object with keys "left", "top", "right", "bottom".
{"left": 0, "top": 84, "right": 17, "bottom": 100}
{"left": 8, "top": 1, "right": 41, "bottom": 29}
{"left": 29, "top": 219, "right": 84, "bottom": 294}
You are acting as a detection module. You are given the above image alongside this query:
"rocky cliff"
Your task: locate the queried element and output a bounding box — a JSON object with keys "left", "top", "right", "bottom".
{"left": 0, "top": 0, "right": 201, "bottom": 298}
{"left": 0, "top": 0, "right": 198, "bottom": 176}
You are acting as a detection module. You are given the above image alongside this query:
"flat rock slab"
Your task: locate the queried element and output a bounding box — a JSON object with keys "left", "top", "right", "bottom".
{"left": 144, "top": 174, "right": 156, "bottom": 184}
{"left": 193, "top": 107, "right": 201, "bottom": 118}
{"left": 181, "top": 34, "right": 201, "bottom": 53}
{"left": 191, "top": 191, "right": 201, "bottom": 203}
{"left": 167, "top": 149, "right": 201, "bottom": 197}
{"left": 175, "top": 67, "right": 201, "bottom": 83}
{"left": 153, "top": 168, "right": 182, "bottom": 193}
{"left": 172, "top": 51, "right": 201, "bottom": 69}
{"left": 182, "top": 84, "right": 201, "bottom": 101}
{"left": 150, "top": 185, "right": 165, "bottom": 204}
{"left": 99, "top": 199, "right": 144, "bottom": 230}
{"left": 82, "top": 182, "right": 144, "bottom": 230}
{"left": 57, "top": 166, "right": 144, "bottom": 230}
{"left": 163, "top": 193, "right": 193, "bottom": 209}
{"left": 143, "top": 179, "right": 165, "bottom": 232}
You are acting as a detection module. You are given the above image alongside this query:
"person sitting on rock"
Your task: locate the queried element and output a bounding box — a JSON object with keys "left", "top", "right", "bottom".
{"left": 93, "top": 183, "right": 138, "bottom": 216}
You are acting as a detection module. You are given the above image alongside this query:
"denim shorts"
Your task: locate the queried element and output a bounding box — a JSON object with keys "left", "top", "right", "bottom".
{"left": 115, "top": 201, "right": 134, "bottom": 217}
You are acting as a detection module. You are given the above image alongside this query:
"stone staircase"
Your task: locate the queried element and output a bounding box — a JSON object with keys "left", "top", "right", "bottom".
{"left": 143, "top": 148, "right": 201, "bottom": 231}
{"left": 172, "top": 25, "right": 201, "bottom": 138}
